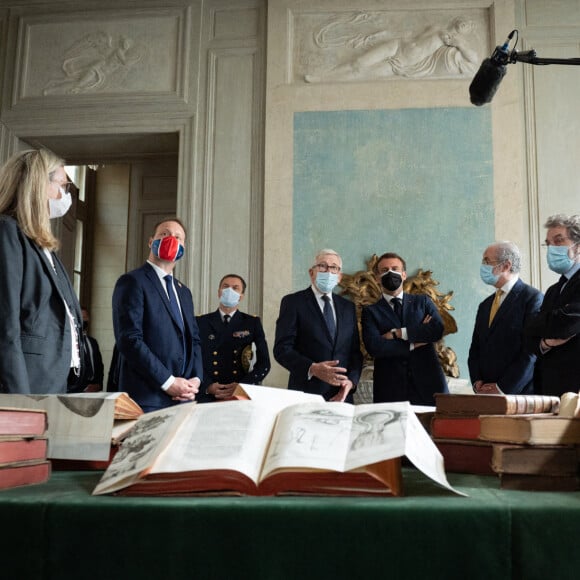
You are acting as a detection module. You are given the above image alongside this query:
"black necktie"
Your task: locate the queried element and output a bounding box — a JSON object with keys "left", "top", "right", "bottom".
{"left": 322, "top": 295, "right": 336, "bottom": 338}
{"left": 224, "top": 314, "right": 231, "bottom": 325}
{"left": 391, "top": 297, "right": 403, "bottom": 322}
{"left": 164, "top": 275, "right": 184, "bottom": 330}
{"left": 554, "top": 275, "right": 568, "bottom": 305}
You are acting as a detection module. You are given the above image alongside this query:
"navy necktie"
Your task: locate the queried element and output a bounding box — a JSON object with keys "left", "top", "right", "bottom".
{"left": 224, "top": 314, "right": 231, "bottom": 325}
{"left": 164, "top": 275, "right": 184, "bottom": 330}
{"left": 322, "top": 294, "right": 336, "bottom": 338}
{"left": 391, "top": 297, "right": 403, "bottom": 322}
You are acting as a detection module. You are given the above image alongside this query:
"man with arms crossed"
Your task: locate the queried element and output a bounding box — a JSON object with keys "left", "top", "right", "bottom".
{"left": 362, "top": 252, "right": 448, "bottom": 405}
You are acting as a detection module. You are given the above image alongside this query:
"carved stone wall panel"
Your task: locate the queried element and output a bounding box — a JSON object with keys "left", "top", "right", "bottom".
{"left": 523, "top": 0, "right": 580, "bottom": 27}
{"left": 292, "top": 8, "right": 490, "bottom": 84}
{"left": 211, "top": 6, "right": 260, "bottom": 41}
{"left": 11, "top": 7, "right": 192, "bottom": 109}
{"left": 203, "top": 47, "right": 258, "bottom": 311}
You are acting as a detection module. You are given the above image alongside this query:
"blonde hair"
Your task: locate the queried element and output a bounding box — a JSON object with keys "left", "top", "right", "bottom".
{"left": 0, "top": 149, "right": 64, "bottom": 250}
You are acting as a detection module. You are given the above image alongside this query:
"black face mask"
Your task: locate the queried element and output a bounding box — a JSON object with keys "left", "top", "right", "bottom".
{"left": 381, "top": 271, "right": 403, "bottom": 292}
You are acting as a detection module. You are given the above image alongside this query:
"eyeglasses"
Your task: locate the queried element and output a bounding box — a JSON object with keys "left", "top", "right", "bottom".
{"left": 481, "top": 259, "right": 505, "bottom": 266}
{"left": 313, "top": 263, "right": 341, "bottom": 274}
{"left": 542, "top": 236, "right": 573, "bottom": 247}
{"left": 52, "top": 180, "right": 73, "bottom": 194}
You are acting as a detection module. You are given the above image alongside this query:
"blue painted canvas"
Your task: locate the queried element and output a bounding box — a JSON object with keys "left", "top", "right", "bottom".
{"left": 293, "top": 108, "right": 494, "bottom": 379}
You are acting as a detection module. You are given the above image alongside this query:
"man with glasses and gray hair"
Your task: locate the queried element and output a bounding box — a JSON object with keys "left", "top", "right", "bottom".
{"left": 468, "top": 241, "right": 543, "bottom": 395}
{"left": 274, "top": 249, "right": 362, "bottom": 402}
{"left": 525, "top": 214, "right": 580, "bottom": 396}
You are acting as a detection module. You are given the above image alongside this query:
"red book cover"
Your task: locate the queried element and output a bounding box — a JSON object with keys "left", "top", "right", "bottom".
{"left": 0, "top": 437, "right": 48, "bottom": 464}
{"left": 0, "top": 460, "right": 51, "bottom": 490}
{"left": 433, "top": 438, "right": 494, "bottom": 476}
{"left": 431, "top": 416, "right": 481, "bottom": 440}
{"left": 0, "top": 407, "right": 48, "bottom": 437}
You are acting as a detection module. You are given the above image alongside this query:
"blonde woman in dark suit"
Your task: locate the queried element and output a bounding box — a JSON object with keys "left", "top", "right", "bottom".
{"left": 0, "top": 149, "right": 83, "bottom": 394}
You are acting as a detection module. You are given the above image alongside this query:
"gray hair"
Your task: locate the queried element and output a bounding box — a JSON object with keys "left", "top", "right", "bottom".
{"left": 313, "top": 248, "right": 342, "bottom": 267}
{"left": 491, "top": 241, "right": 521, "bottom": 273}
{"left": 545, "top": 214, "right": 580, "bottom": 245}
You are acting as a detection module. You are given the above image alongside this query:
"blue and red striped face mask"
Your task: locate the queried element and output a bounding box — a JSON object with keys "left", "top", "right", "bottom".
{"left": 151, "top": 236, "right": 184, "bottom": 262}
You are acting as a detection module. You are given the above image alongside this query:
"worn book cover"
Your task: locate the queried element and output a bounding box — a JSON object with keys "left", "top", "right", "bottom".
{"left": 434, "top": 393, "right": 560, "bottom": 418}
{"left": 433, "top": 438, "right": 494, "bottom": 475}
{"left": 0, "top": 407, "right": 47, "bottom": 437}
{"left": 491, "top": 444, "right": 579, "bottom": 476}
{"left": 93, "top": 400, "right": 462, "bottom": 497}
{"left": 0, "top": 436, "right": 48, "bottom": 464}
{"left": 0, "top": 459, "right": 51, "bottom": 490}
{"left": 431, "top": 416, "right": 481, "bottom": 440}
{"left": 479, "top": 415, "right": 580, "bottom": 445}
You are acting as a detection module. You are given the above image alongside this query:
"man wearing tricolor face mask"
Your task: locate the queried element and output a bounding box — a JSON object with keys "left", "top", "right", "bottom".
{"left": 274, "top": 249, "right": 362, "bottom": 402}
{"left": 361, "top": 252, "right": 447, "bottom": 405}
{"left": 525, "top": 214, "right": 580, "bottom": 396}
{"left": 196, "top": 274, "right": 271, "bottom": 401}
{"left": 112, "top": 218, "right": 203, "bottom": 411}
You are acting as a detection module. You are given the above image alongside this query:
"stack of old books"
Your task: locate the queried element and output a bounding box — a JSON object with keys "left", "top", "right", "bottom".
{"left": 479, "top": 392, "right": 580, "bottom": 491}
{"left": 0, "top": 392, "right": 143, "bottom": 470}
{"left": 0, "top": 406, "right": 50, "bottom": 490}
{"left": 431, "top": 393, "right": 560, "bottom": 477}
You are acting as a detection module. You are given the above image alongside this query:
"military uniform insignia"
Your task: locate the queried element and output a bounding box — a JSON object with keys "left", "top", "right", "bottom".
{"left": 208, "top": 334, "right": 216, "bottom": 340}
{"left": 233, "top": 330, "right": 250, "bottom": 338}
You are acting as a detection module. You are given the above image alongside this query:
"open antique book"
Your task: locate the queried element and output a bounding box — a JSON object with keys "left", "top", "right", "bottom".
{"left": 0, "top": 392, "right": 143, "bottom": 460}
{"left": 93, "top": 398, "right": 460, "bottom": 497}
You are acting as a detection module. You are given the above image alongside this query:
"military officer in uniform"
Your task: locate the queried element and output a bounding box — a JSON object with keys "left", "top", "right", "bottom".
{"left": 197, "top": 274, "right": 271, "bottom": 401}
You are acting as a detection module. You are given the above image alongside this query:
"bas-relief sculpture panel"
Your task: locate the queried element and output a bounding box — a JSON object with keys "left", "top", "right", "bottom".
{"left": 293, "top": 108, "right": 495, "bottom": 379}
{"left": 14, "top": 10, "right": 188, "bottom": 103}
{"left": 292, "top": 8, "right": 490, "bottom": 84}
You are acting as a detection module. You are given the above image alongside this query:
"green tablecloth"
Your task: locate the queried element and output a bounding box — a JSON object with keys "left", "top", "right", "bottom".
{"left": 1, "top": 468, "right": 579, "bottom": 580}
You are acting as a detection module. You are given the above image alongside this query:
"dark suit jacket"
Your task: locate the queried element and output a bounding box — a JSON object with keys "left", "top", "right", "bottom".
{"left": 362, "top": 293, "right": 448, "bottom": 405}
{"left": 525, "top": 269, "right": 580, "bottom": 396}
{"left": 273, "top": 288, "right": 362, "bottom": 401}
{"left": 0, "top": 215, "right": 82, "bottom": 394}
{"left": 112, "top": 262, "right": 203, "bottom": 410}
{"left": 468, "top": 279, "right": 543, "bottom": 394}
{"left": 196, "top": 309, "right": 271, "bottom": 402}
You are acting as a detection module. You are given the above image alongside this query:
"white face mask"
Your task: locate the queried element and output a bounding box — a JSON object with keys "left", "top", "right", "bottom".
{"left": 49, "top": 188, "right": 72, "bottom": 219}
{"left": 220, "top": 287, "right": 241, "bottom": 308}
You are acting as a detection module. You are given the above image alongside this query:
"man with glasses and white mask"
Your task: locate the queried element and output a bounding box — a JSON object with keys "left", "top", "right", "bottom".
{"left": 468, "top": 242, "right": 543, "bottom": 395}
{"left": 526, "top": 214, "right": 580, "bottom": 396}
{"left": 197, "top": 274, "right": 271, "bottom": 402}
{"left": 274, "top": 249, "right": 362, "bottom": 402}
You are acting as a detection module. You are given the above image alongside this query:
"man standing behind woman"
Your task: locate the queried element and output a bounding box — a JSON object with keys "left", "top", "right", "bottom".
{"left": 0, "top": 149, "right": 83, "bottom": 394}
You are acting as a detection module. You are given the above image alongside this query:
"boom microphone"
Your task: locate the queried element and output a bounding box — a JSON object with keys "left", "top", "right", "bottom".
{"left": 469, "top": 34, "right": 513, "bottom": 106}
